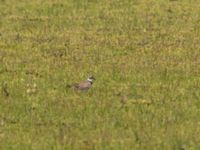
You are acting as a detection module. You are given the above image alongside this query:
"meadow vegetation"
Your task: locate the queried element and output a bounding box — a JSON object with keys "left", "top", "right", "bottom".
{"left": 0, "top": 0, "right": 200, "bottom": 149}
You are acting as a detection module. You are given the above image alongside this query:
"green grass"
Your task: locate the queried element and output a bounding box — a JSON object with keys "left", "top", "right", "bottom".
{"left": 0, "top": 0, "right": 200, "bottom": 149}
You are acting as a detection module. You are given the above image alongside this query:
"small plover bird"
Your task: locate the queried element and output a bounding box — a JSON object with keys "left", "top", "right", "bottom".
{"left": 67, "top": 76, "right": 95, "bottom": 91}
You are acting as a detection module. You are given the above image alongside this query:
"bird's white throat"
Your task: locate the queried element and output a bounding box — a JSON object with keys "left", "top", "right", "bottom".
{"left": 87, "top": 78, "right": 93, "bottom": 82}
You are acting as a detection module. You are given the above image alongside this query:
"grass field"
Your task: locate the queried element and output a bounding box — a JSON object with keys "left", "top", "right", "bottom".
{"left": 0, "top": 0, "right": 200, "bottom": 149}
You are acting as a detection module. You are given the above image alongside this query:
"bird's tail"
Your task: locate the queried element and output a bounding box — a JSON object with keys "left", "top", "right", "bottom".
{"left": 66, "top": 84, "right": 78, "bottom": 89}
{"left": 66, "top": 84, "right": 72, "bottom": 88}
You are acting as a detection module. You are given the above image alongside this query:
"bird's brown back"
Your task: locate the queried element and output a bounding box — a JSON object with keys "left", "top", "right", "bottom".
{"left": 73, "top": 81, "right": 92, "bottom": 90}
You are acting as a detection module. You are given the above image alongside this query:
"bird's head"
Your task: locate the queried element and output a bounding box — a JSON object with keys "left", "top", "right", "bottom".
{"left": 87, "top": 76, "right": 95, "bottom": 83}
